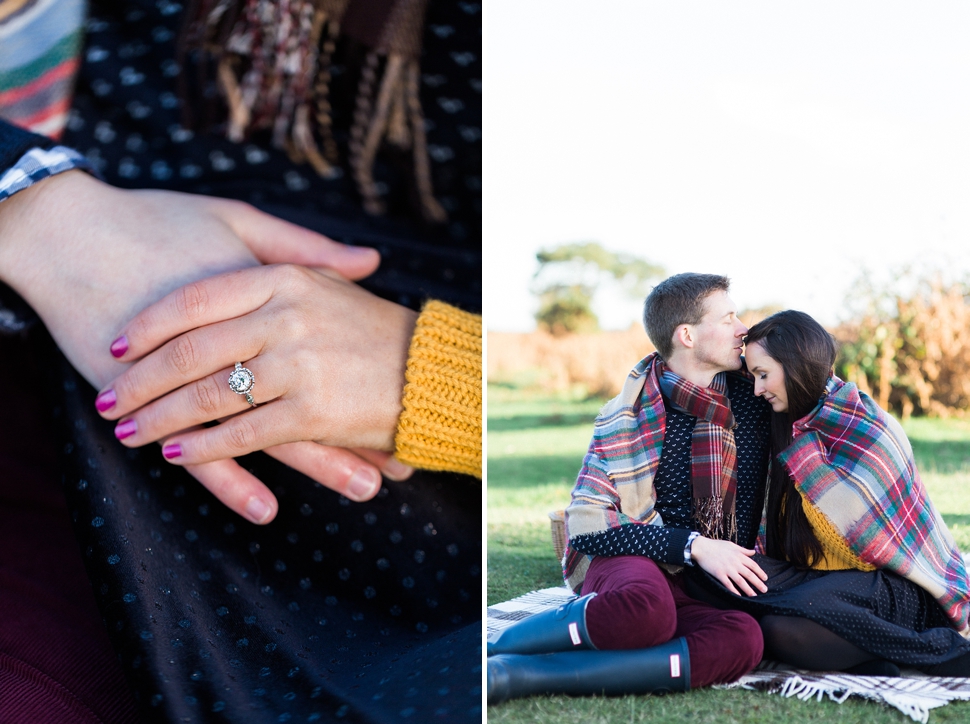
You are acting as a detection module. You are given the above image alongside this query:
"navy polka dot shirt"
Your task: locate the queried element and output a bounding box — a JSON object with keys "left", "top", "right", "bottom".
{"left": 572, "top": 373, "right": 771, "bottom": 565}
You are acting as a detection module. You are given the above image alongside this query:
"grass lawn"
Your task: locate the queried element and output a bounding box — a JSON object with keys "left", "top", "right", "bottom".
{"left": 486, "top": 384, "right": 970, "bottom": 723}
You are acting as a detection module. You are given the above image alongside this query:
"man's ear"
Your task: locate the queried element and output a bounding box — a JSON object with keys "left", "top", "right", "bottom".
{"left": 673, "top": 324, "right": 693, "bottom": 350}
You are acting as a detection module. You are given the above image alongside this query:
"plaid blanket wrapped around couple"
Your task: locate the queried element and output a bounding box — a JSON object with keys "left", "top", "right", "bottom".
{"left": 772, "top": 376, "right": 970, "bottom": 636}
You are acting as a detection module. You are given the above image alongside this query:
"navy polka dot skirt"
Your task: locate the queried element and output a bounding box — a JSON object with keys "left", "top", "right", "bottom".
{"left": 51, "top": 342, "right": 480, "bottom": 722}
{"left": 685, "top": 553, "right": 970, "bottom": 667}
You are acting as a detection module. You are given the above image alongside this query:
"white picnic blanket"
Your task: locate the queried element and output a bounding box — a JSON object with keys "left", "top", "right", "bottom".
{"left": 487, "top": 586, "right": 970, "bottom": 723}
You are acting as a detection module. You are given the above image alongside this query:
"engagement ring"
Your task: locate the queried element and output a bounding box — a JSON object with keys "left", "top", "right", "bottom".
{"left": 228, "top": 362, "right": 257, "bottom": 407}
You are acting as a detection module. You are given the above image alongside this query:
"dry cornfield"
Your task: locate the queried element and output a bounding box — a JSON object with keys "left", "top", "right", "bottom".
{"left": 487, "top": 325, "right": 654, "bottom": 398}
{"left": 836, "top": 278, "right": 970, "bottom": 418}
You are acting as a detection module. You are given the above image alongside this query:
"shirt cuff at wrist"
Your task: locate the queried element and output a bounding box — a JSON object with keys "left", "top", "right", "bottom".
{"left": 0, "top": 145, "right": 95, "bottom": 203}
{"left": 684, "top": 531, "right": 701, "bottom": 566}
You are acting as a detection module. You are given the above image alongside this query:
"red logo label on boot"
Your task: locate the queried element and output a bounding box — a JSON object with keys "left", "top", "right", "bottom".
{"left": 568, "top": 622, "right": 582, "bottom": 646}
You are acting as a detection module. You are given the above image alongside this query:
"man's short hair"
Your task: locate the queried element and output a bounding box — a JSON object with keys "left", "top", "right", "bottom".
{"left": 642, "top": 273, "right": 731, "bottom": 359}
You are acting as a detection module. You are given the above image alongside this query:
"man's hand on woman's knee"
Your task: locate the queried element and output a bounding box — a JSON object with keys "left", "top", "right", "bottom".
{"left": 690, "top": 537, "right": 768, "bottom": 597}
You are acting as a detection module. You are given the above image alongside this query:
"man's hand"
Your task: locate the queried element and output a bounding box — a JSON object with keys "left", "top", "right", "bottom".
{"left": 0, "top": 170, "right": 380, "bottom": 386}
{"left": 690, "top": 537, "right": 768, "bottom": 596}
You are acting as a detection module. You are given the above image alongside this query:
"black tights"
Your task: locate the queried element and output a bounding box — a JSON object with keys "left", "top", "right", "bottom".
{"left": 760, "top": 616, "right": 900, "bottom": 676}
{"left": 761, "top": 614, "right": 970, "bottom": 677}
{"left": 761, "top": 615, "right": 970, "bottom": 676}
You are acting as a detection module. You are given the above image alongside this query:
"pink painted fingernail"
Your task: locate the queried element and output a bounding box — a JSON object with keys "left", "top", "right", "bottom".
{"left": 162, "top": 443, "right": 182, "bottom": 460}
{"left": 110, "top": 336, "right": 128, "bottom": 358}
{"left": 382, "top": 458, "right": 414, "bottom": 481}
{"left": 245, "top": 497, "right": 272, "bottom": 524}
{"left": 114, "top": 419, "right": 137, "bottom": 440}
{"left": 346, "top": 468, "right": 380, "bottom": 501}
{"left": 95, "top": 389, "right": 117, "bottom": 412}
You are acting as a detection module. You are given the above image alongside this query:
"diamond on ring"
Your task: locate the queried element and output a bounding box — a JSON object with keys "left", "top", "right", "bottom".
{"left": 228, "top": 362, "right": 257, "bottom": 407}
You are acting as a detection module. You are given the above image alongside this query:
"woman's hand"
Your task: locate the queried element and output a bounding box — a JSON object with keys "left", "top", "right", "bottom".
{"left": 0, "top": 170, "right": 405, "bottom": 523}
{"left": 96, "top": 264, "right": 418, "bottom": 468}
{"left": 690, "top": 537, "right": 768, "bottom": 597}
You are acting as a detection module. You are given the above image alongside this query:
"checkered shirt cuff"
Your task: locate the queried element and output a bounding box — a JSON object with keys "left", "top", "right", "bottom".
{"left": 0, "top": 146, "right": 94, "bottom": 203}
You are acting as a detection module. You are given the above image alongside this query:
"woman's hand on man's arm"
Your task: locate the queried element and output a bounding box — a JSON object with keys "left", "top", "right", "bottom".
{"left": 0, "top": 169, "right": 408, "bottom": 523}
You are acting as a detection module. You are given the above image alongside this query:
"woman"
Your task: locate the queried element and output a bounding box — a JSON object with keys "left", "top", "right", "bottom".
{"left": 686, "top": 310, "right": 970, "bottom": 676}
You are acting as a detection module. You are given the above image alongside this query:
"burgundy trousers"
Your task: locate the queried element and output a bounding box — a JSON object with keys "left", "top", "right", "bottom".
{"left": 582, "top": 555, "right": 763, "bottom": 688}
{"left": 0, "top": 336, "right": 138, "bottom": 724}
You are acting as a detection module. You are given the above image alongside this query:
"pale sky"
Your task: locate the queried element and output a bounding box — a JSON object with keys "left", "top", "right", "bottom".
{"left": 484, "top": 1, "right": 970, "bottom": 331}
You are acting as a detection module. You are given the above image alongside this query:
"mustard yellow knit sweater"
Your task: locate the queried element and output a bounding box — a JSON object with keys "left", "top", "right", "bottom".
{"left": 393, "top": 300, "right": 482, "bottom": 478}
{"left": 799, "top": 492, "right": 875, "bottom": 572}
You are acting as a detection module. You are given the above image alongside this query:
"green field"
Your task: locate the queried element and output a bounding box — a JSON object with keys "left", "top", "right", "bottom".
{"left": 486, "top": 385, "right": 970, "bottom": 723}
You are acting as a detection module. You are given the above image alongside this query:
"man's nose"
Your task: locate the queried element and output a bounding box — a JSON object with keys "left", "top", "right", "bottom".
{"left": 736, "top": 321, "right": 749, "bottom": 337}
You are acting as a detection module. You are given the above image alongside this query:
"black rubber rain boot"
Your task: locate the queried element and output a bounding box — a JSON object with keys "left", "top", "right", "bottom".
{"left": 487, "top": 593, "right": 596, "bottom": 657}
{"left": 487, "top": 636, "right": 691, "bottom": 704}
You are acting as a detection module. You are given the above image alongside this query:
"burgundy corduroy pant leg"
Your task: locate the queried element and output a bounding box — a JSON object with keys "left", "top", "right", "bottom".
{"left": 582, "top": 554, "right": 763, "bottom": 688}
{"left": 0, "top": 336, "right": 138, "bottom": 724}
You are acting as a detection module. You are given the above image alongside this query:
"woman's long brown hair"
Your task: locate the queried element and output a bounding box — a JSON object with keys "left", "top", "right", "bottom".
{"left": 745, "top": 310, "right": 837, "bottom": 569}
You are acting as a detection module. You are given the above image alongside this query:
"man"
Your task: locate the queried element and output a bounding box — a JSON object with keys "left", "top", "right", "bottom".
{"left": 488, "top": 273, "right": 772, "bottom": 703}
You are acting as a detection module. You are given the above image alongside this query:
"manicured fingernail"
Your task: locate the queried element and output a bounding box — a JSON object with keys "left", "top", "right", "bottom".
{"left": 346, "top": 468, "right": 380, "bottom": 501}
{"left": 162, "top": 443, "right": 182, "bottom": 459}
{"left": 347, "top": 244, "right": 378, "bottom": 257}
{"left": 95, "top": 389, "right": 117, "bottom": 412}
{"left": 110, "top": 336, "right": 128, "bottom": 358}
{"left": 382, "top": 457, "right": 414, "bottom": 481}
{"left": 114, "top": 419, "right": 137, "bottom": 440}
{"left": 245, "top": 497, "right": 272, "bottom": 524}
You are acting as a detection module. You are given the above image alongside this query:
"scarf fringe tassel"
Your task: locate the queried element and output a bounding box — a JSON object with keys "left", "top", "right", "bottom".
{"left": 179, "top": 0, "right": 446, "bottom": 223}
{"left": 693, "top": 495, "right": 736, "bottom": 541}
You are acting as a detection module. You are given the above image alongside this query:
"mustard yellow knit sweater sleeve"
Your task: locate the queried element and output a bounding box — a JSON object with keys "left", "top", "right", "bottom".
{"left": 393, "top": 300, "right": 482, "bottom": 478}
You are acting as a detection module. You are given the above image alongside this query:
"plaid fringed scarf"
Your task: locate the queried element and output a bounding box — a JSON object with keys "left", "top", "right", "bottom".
{"left": 177, "top": 0, "right": 446, "bottom": 223}
{"left": 775, "top": 376, "right": 970, "bottom": 637}
{"left": 563, "top": 352, "right": 741, "bottom": 591}
{"left": 660, "top": 368, "right": 739, "bottom": 541}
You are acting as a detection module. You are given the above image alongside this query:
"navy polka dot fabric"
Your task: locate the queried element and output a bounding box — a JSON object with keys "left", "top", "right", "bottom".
{"left": 53, "top": 343, "right": 481, "bottom": 723}
{"left": 64, "top": 0, "right": 482, "bottom": 315}
{"left": 572, "top": 374, "right": 771, "bottom": 564}
{"left": 685, "top": 553, "right": 970, "bottom": 667}
{"left": 41, "top": 1, "right": 482, "bottom": 721}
